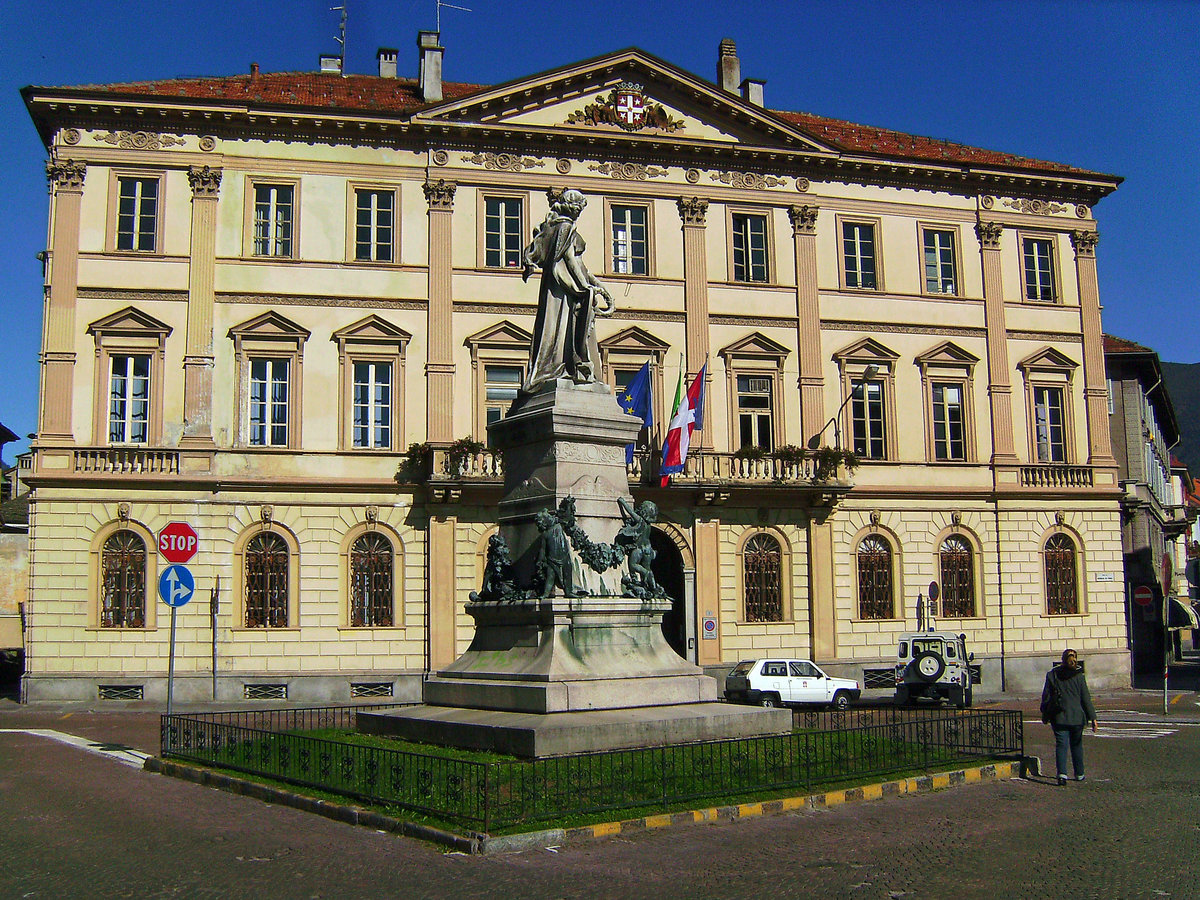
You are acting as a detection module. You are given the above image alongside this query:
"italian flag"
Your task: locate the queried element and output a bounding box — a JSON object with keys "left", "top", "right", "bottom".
{"left": 660, "top": 363, "right": 706, "bottom": 486}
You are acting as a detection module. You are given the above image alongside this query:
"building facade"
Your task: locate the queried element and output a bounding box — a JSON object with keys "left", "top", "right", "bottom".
{"left": 19, "top": 37, "right": 1128, "bottom": 703}
{"left": 1104, "top": 335, "right": 1196, "bottom": 674}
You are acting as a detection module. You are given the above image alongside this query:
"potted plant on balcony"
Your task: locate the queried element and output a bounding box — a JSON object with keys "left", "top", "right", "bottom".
{"left": 446, "top": 436, "right": 486, "bottom": 477}
{"left": 396, "top": 442, "right": 432, "bottom": 483}
{"left": 812, "top": 446, "right": 859, "bottom": 483}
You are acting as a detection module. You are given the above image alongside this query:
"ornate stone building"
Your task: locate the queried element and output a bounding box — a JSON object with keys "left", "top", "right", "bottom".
{"left": 19, "top": 36, "right": 1127, "bottom": 702}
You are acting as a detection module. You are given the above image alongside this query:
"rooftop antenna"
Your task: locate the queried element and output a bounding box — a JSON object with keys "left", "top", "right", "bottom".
{"left": 331, "top": 3, "right": 347, "bottom": 73}
{"left": 436, "top": 0, "right": 472, "bottom": 33}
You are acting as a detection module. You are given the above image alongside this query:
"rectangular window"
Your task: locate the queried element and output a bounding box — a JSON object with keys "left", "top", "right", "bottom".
{"left": 851, "top": 380, "right": 886, "bottom": 459}
{"left": 249, "top": 358, "right": 290, "bottom": 447}
{"left": 1023, "top": 237, "right": 1056, "bottom": 302}
{"left": 253, "top": 184, "right": 294, "bottom": 257}
{"left": 611, "top": 205, "right": 648, "bottom": 275}
{"left": 731, "top": 214, "right": 768, "bottom": 282}
{"left": 484, "top": 364, "right": 523, "bottom": 437}
{"left": 736, "top": 374, "right": 773, "bottom": 451}
{"left": 931, "top": 382, "right": 965, "bottom": 461}
{"left": 115, "top": 177, "right": 158, "bottom": 252}
{"left": 352, "top": 361, "right": 392, "bottom": 449}
{"left": 1107, "top": 378, "right": 1115, "bottom": 414}
{"left": 484, "top": 197, "right": 523, "bottom": 268}
{"left": 843, "top": 222, "right": 877, "bottom": 289}
{"left": 354, "top": 189, "right": 394, "bottom": 262}
{"left": 108, "top": 354, "right": 150, "bottom": 444}
{"left": 1033, "top": 385, "right": 1065, "bottom": 462}
{"left": 923, "top": 228, "right": 957, "bottom": 295}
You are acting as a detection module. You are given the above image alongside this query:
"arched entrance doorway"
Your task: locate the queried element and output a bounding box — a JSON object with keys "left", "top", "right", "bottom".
{"left": 651, "top": 528, "right": 687, "bottom": 659}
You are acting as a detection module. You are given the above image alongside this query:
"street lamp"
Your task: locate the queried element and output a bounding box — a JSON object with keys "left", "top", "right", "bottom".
{"left": 807, "top": 364, "right": 880, "bottom": 451}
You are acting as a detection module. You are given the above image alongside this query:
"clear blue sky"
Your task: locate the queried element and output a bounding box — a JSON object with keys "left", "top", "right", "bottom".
{"left": 1, "top": 0, "right": 1196, "bottom": 463}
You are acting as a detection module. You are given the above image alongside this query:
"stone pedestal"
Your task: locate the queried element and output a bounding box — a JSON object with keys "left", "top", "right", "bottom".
{"left": 490, "top": 381, "right": 640, "bottom": 594}
{"left": 364, "top": 380, "right": 791, "bottom": 757}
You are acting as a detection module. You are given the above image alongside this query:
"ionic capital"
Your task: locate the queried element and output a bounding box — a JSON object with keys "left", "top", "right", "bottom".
{"left": 975, "top": 221, "right": 1003, "bottom": 250}
{"left": 787, "top": 204, "right": 819, "bottom": 235}
{"left": 188, "top": 165, "right": 223, "bottom": 198}
{"left": 676, "top": 196, "right": 708, "bottom": 226}
{"left": 1070, "top": 230, "right": 1099, "bottom": 258}
{"left": 423, "top": 178, "right": 457, "bottom": 210}
{"left": 46, "top": 158, "right": 86, "bottom": 193}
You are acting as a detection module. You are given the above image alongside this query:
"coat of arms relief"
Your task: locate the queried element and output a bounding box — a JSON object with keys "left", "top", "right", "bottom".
{"left": 564, "top": 82, "right": 685, "bottom": 133}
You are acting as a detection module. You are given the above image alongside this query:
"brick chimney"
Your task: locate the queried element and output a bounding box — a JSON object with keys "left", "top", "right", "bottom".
{"left": 741, "top": 78, "right": 765, "bottom": 107}
{"left": 717, "top": 38, "right": 740, "bottom": 93}
{"left": 377, "top": 47, "right": 398, "bottom": 78}
{"left": 418, "top": 31, "right": 443, "bottom": 102}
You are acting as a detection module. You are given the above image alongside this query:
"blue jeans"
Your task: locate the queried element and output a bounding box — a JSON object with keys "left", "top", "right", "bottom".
{"left": 1053, "top": 724, "right": 1085, "bottom": 778}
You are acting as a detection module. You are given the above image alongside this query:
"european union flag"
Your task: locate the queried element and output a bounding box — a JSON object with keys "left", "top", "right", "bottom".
{"left": 620, "top": 361, "right": 654, "bottom": 464}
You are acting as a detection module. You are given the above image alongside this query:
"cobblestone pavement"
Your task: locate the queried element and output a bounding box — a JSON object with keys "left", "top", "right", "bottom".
{"left": 1, "top": 691, "right": 1197, "bottom": 899}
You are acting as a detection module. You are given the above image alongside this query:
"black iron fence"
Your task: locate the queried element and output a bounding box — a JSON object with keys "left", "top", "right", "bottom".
{"left": 161, "top": 705, "right": 1022, "bottom": 834}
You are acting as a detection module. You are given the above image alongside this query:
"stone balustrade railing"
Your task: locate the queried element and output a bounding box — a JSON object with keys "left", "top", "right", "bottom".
{"left": 1018, "top": 465, "right": 1094, "bottom": 489}
{"left": 73, "top": 447, "right": 181, "bottom": 475}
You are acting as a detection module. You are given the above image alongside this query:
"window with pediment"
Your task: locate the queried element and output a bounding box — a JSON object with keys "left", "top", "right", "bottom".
{"left": 916, "top": 342, "right": 979, "bottom": 463}
{"left": 332, "top": 316, "right": 410, "bottom": 451}
{"left": 87, "top": 307, "right": 172, "bottom": 446}
{"left": 720, "top": 333, "right": 790, "bottom": 453}
{"left": 467, "top": 321, "right": 533, "bottom": 440}
{"left": 833, "top": 338, "right": 898, "bottom": 461}
{"left": 1018, "top": 348, "right": 1078, "bottom": 466}
{"left": 228, "top": 312, "right": 310, "bottom": 450}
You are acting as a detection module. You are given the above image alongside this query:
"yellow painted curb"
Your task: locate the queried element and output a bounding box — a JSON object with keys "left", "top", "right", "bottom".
{"left": 568, "top": 761, "right": 1016, "bottom": 845}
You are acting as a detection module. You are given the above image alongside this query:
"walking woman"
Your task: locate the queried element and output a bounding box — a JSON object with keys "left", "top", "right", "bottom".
{"left": 1040, "top": 648, "right": 1099, "bottom": 784}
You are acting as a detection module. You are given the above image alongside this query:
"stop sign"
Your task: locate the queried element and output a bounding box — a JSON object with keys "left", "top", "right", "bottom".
{"left": 1132, "top": 585, "right": 1154, "bottom": 607}
{"left": 158, "top": 522, "right": 198, "bottom": 564}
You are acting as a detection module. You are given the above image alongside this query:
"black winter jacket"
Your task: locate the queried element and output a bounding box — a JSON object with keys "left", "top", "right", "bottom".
{"left": 1041, "top": 664, "right": 1096, "bottom": 727}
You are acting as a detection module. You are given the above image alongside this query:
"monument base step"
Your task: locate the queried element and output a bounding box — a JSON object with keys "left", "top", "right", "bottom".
{"left": 357, "top": 702, "right": 792, "bottom": 758}
{"left": 423, "top": 672, "right": 717, "bottom": 713}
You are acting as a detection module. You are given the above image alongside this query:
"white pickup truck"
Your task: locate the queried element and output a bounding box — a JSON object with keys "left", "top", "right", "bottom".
{"left": 724, "top": 658, "right": 861, "bottom": 710}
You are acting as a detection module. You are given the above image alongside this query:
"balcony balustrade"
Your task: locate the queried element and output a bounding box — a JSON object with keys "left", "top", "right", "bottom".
{"left": 73, "top": 447, "right": 180, "bottom": 475}
{"left": 1018, "top": 464, "right": 1094, "bottom": 489}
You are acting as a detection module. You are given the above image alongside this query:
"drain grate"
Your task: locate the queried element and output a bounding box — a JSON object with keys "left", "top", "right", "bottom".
{"left": 98, "top": 684, "right": 144, "bottom": 700}
{"left": 243, "top": 683, "right": 287, "bottom": 701}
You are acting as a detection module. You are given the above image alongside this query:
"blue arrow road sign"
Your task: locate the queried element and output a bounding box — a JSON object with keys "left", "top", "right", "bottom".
{"left": 159, "top": 564, "right": 195, "bottom": 608}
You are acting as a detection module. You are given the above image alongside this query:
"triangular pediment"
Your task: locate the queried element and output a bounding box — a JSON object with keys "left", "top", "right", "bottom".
{"left": 414, "top": 48, "right": 833, "bottom": 154}
{"left": 227, "top": 311, "right": 310, "bottom": 341}
{"left": 832, "top": 337, "right": 900, "bottom": 364}
{"left": 464, "top": 320, "right": 532, "bottom": 349}
{"left": 331, "top": 314, "right": 411, "bottom": 347}
{"left": 598, "top": 325, "right": 671, "bottom": 353}
{"left": 86, "top": 306, "right": 171, "bottom": 337}
{"left": 719, "top": 331, "right": 791, "bottom": 361}
{"left": 914, "top": 341, "right": 980, "bottom": 369}
{"left": 1018, "top": 346, "right": 1078, "bottom": 372}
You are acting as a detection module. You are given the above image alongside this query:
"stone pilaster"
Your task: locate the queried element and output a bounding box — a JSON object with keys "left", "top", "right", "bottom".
{"left": 40, "top": 159, "right": 87, "bottom": 443}
{"left": 1072, "top": 230, "right": 1116, "bottom": 467}
{"left": 428, "top": 514, "right": 458, "bottom": 670}
{"left": 181, "top": 166, "right": 222, "bottom": 447}
{"left": 807, "top": 520, "right": 836, "bottom": 661}
{"left": 424, "top": 178, "right": 456, "bottom": 444}
{"left": 694, "top": 517, "right": 722, "bottom": 666}
{"left": 677, "top": 197, "right": 711, "bottom": 448}
{"left": 976, "top": 220, "right": 1018, "bottom": 464}
{"left": 788, "top": 205, "right": 824, "bottom": 444}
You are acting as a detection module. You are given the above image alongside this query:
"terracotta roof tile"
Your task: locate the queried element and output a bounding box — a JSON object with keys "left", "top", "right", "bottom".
{"left": 35, "top": 69, "right": 1114, "bottom": 179}
{"left": 1103, "top": 333, "right": 1155, "bottom": 354}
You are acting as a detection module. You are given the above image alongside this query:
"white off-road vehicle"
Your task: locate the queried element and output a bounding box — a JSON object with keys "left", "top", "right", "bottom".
{"left": 893, "top": 632, "right": 974, "bottom": 708}
{"left": 725, "top": 658, "right": 861, "bottom": 710}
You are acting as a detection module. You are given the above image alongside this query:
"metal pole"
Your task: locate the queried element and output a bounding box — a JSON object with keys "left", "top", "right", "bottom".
{"left": 211, "top": 575, "right": 219, "bottom": 701}
{"left": 167, "top": 604, "right": 177, "bottom": 719}
{"left": 1163, "top": 590, "right": 1170, "bottom": 716}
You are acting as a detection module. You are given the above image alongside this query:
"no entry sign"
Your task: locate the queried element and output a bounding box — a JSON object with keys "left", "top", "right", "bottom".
{"left": 158, "top": 522, "right": 199, "bottom": 564}
{"left": 1132, "top": 585, "right": 1154, "bottom": 607}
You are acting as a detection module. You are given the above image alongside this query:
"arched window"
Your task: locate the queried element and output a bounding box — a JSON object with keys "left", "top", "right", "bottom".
{"left": 350, "top": 533, "right": 393, "bottom": 627}
{"left": 939, "top": 536, "right": 975, "bottom": 618}
{"left": 1045, "top": 533, "right": 1078, "bottom": 614}
{"left": 245, "top": 532, "right": 290, "bottom": 628}
{"left": 743, "top": 533, "right": 783, "bottom": 622}
{"left": 101, "top": 529, "right": 146, "bottom": 628}
{"left": 857, "top": 535, "right": 893, "bottom": 619}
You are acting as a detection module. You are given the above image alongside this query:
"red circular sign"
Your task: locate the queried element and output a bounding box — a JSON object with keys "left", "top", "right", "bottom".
{"left": 1133, "top": 585, "right": 1154, "bottom": 607}
{"left": 158, "top": 522, "right": 199, "bottom": 564}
